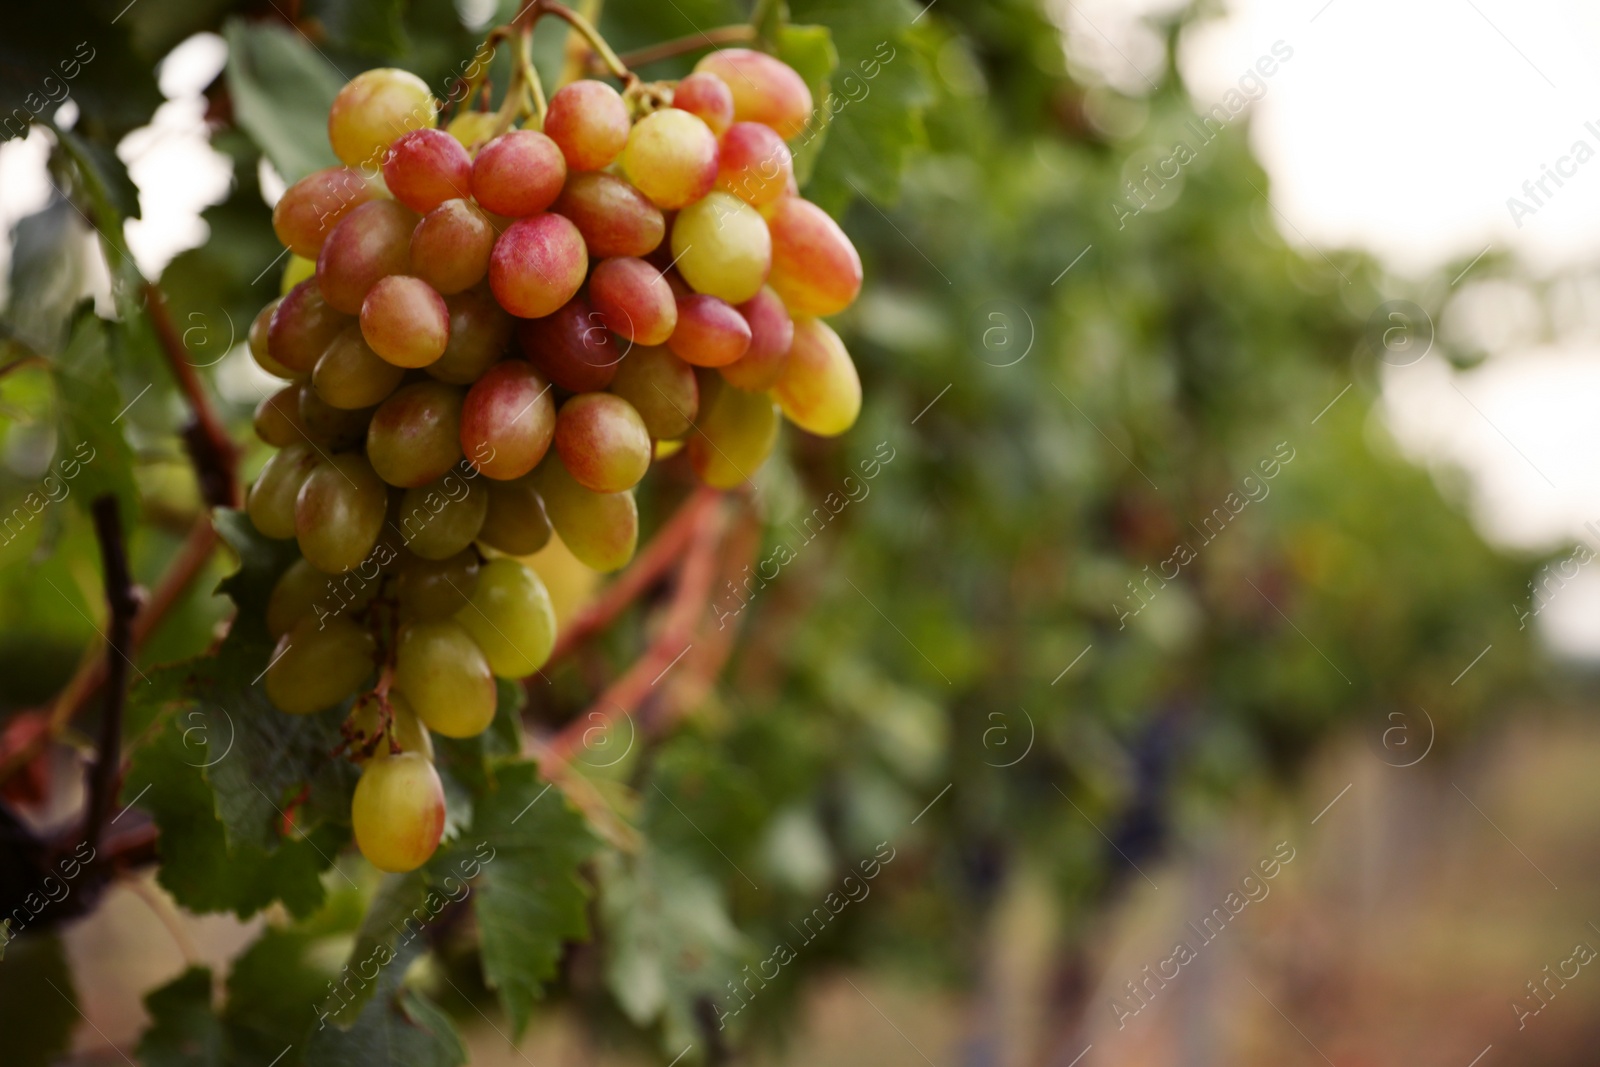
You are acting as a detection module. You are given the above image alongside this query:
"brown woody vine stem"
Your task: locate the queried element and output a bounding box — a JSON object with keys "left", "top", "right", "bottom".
{"left": 608, "top": 25, "right": 756, "bottom": 71}
{"left": 80, "top": 495, "right": 139, "bottom": 859}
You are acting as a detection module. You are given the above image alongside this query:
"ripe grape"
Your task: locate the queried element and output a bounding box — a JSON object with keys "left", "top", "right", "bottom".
{"left": 552, "top": 172, "right": 665, "bottom": 258}
{"left": 366, "top": 381, "right": 466, "bottom": 489}
{"left": 351, "top": 752, "right": 445, "bottom": 873}
{"left": 544, "top": 80, "right": 629, "bottom": 171}
{"left": 265, "top": 614, "right": 376, "bottom": 715}
{"left": 313, "top": 325, "right": 405, "bottom": 409}
{"left": 673, "top": 71, "right": 735, "bottom": 136}
{"left": 553, "top": 392, "right": 652, "bottom": 493}
{"left": 446, "top": 110, "right": 500, "bottom": 154}
{"left": 382, "top": 128, "right": 472, "bottom": 213}
{"left": 269, "top": 280, "right": 351, "bottom": 375}
{"left": 410, "top": 198, "right": 495, "bottom": 294}
{"left": 471, "top": 130, "right": 567, "bottom": 217}
{"left": 268, "top": 556, "right": 380, "bottom": 639}
{"left": 774, "top": 318, "right": 861, "bottom": 437}
{"left": 460, "top": 361, "right": 555, "bottom": 480}
{"left": 721, "top": 286, "right": 793, "bottom": 390}
{"left": 295, "top": 452, "right": 389, "bottom": 574}
{"left": 763, "top": 197, "right": 863, "bottom": 316}
{"left": 488, "top": 213, "right": 588, "bottom": 319}
{"left": 607, "top": 345, "right": 699, "bottom": 440}
{"left": 316, "top": 200, "right": 419, "bottom": 315}
{"left": 428, "top": 289, "right": 513, "bottom": 384}
{"left": 454, "top": 558, "right": 556, "bottom": 678}
{"left": 328, "top": 68, "right": 438, "bottom": 168}
{"left": 621, "top": 109, "right": 718, "bottom": 210}
{"left": 690, "top": 375, "right": 779, "bottom": 489}
{"left": 716, "top": 122, "right": 792, "bottom": 207}
{"left": 395, "top": 549, "right": 479, "bottom": 619}
{"left": 396, "top": 473, "right": 489, "bottom": 560}
{"left": 694, "top": 49, "right": 813, "bottom": 140}
{"left": 272, "top": 166, "right": 380, "bottom": 258}
{"left": 394, "top": 619, "right": 498, "bottom": 737}
{"left": 671, "top": 192, "right": 772, "bottom": 304}
{"left": 477, "top": 476, "right": 552, "bottom": 555}
{"left": 248, "top": 299, "right": 296, "bottom": 380}
{"left": 360, "top": 275, "right": 450, "bottom": 368}
{"left": 297, "top": 383, "right": 372, "bottom": 449}
{"left": 255, "top": 384, "right": 311, "bottom": 447}
{"left": 667, "top": 293, "right": 752, "bottom": 367}
{"left": 588, "top": 257, "right": 677, "bottom": 345}
{"left": 348, "top": 693, "right": 434, "bottom": 762}
{"left": 532, "top": 459, "right": 638, "bottom": 573}
{"left": 517, "top": 296, "right": 620, "bottom": 392}
{"left": 247, "top": 443, "right": 322, "bottom": 540}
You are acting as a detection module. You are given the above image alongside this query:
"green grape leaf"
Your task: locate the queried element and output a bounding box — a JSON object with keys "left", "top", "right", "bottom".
{"left": 307, "top": 0, "right": 411, "bottom": 57}
{"left": 224, "top": 19, "right": 344, "bottom": 184}
{"left": 432, "top": 761, "right": 595, "bottom": 1036}
{"left": 322, "top": 870, "right": 431, "bottom": 1026}
{"left": 0, "top": 932, "right": 78, "bottom": 1067}
{"left": 787, "top": 0, "right": 931, "bottom": 214}
{"left": 304, "top": 941, "right": 466, "bottom": 1067}
{"left": 225, "top": 923, "right": 348, "bottom": 1058}
{"left": 51, "top": 305, "right": 138, "bottom": 528}
{"left": 776, "top": 24, "right": 838, "bottom": 186}
{"left": 0, "top": 7, "right": 162, "bottom": 142}
{"left": 5, "top": 199, "right": 90, "bottom": 353}
{"left": 138, "top": 967, "right": 228, "bottom": 1067}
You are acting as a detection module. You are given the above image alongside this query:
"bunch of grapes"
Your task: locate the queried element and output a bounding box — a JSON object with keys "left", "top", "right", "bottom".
{"left": 241, "top": 44, "right": 863, "bottom": 872}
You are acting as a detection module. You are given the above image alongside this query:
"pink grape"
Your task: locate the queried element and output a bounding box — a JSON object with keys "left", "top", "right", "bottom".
{"left": 382, "top": 128, "right": 473, "bottom": 213}
{"left": 716, "top": 122, "right": 792, "bottom": 207}
{"left": 552, "top": 172, "right": 666, "bottom": 258}
{"left": 360, "top": 275, "right": 450, "bottom": 368}
{"left": 272, "top": 166, "right": 380, "bottom": 258}
{"left": 471, "top": 130, "right": 567, "bottom": 217}
{"left": 316, "top": 199, "right": 419, "bottom": 315}
{"left": 488, "top": 213, "right": 588, "bottom": 319}
{"left": 667, "top": 293, "right": 752, "bottom": 367}
{"left": 774, "top": 317, "right": 861, "bottom": 437}
{"left": 410, "top": 198, "right": 496, "bottom": 294}
{"left": 763, "top": 197, "right": 863, "bottom": 316}
{"left": 553, "top": 392, "right": 652, "bottom": 493}
{"left": 588, "top": 257, "right": 677, "bottom": 346}
{"left": 621, "top": 109, "right": 718, "bottom": 210}
{"left": 516, "top": 296, "right": 621, "bottom": 392}
{"left": 694, "top": 49, "right": 813, "bottom": 140}
{"left": 544, "top": 80, "right": 629, "bottom": 171}
{"left": 722, "top": 286, "right": 794, "bottom": 390}
{"left": 366, "top": 381, "right": 465, "bottom": 487}
{"left": 460, "top": 361, "right": 556, "bottom": 480}
{"left": 269, "top": 280, "right": 351, "bottom": 374}
{"left": 673, "top": 71, "right": 734, "bottom": 136}
{"left": 606, "top": 346, "right": 699, "bottom": 440}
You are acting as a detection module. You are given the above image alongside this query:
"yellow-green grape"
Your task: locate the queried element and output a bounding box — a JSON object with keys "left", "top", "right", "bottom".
{"left": 313, "top": 325, "right": 405, "bottom": 410}
{"left": 347, "top": 692, "right": 435, "bottom": 763}
{"left": 447, "top": 110, "right": 500, "bottom": 155}
{"left": 351, "top": 752, "right": 445, "bottom": 873}
{"left": 265, "top": 614, "right": 376, "bottom": 715}
{"left": 396, "top": 474, "right": 489, "bottom": 560}
{"left": 454, "top": 558, "right": 556, "bottom": 678}
{"left": 294, "top": 453, "right": 388, "bottom": 574}
{"left": 395, "top": 549, "right": 479, "bottom": 619}
{"left": 530, "top": 459, "right": 638, "bottom": 573}
{"left": 328, "top": 68, "right": 438, "bottom": 168}
{"left": 774, "top": 318, "right": 862, "bottom": 437}
{"left": 620, "top": 108, "right": 717, "bottom": 210}
{"left": 689, "top": 375, "right": 780, "bottom": 489}
{"left": 477, "top": 476, "right": 552, "bottom": 556}
{"left": 671, "top": 192, "right": 772, "bottom": 305}
{"left": 247, "top": 443, "right": 321, "bottom": 540}
{"left": 281, "top": 254, "right": 317, "bottom": 295}
{"left": 254, "top": 384, "right": 310, "bottom": 448}
{"left": 268, "top": 557, "right": 380, "bottom": 637}
{"left": 394, "top": 619, "right": 498, "bottom": 738}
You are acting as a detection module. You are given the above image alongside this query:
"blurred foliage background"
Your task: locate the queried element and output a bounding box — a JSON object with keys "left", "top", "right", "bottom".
{"left": 0, "top": 0, "right": 1582, "bottom": 1064}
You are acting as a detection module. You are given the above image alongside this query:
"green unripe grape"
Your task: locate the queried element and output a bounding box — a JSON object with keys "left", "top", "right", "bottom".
{"left": 689, "top": 375, "right": 780, "bottom": 489}
{"left": 671, "top": 192, "right": 772, "bottom": 305}
{"left": 254, "top": 384, "right": 310, "bottom": 448}
{"left": 265, "top": 614, "right": 376, "bottom": 715}
{"left": 268, "top": 556, "right": 379, "bottom": 637}
{"left": 297, "top": 383, "right": 371, "bottom": 449}
{"left": 247, "top": 443, "right": 321, "bottom": 540}
{"left": 477, "top": 476, "right": 552, "bottom": 556}
{"left": 454, "top": 558, "right": 556, "bottom": 678}
{"left": 395, "top": 549, "right": 479, "bottom": 619}
{"left": 248, "top": 299, "right": 299, "bottom": 380}
{"left": 347, "top": 692, "right": 434, "bottom": 762}
{"left": 351, "top": 752, "right": 446, "bottom": 873}
{"left": 366, "top": 380, "right": 465, "bottom": 488}
{"left": 294, "top": 453, "right": 388, "bottom": 574}
{"left": 394, "top": 619, "right": 498, "bottom": 738}
{"left": 531, "top": 459, "right": 638, "bottom": 573}
{"left": 328, "top": 68, "right": 438, "bottom": 169}
{"left": 397, "top": 474, "right": 489, "bottom": 560}
{"left": 313, "top": 325, "right": 405, "bottom": 410}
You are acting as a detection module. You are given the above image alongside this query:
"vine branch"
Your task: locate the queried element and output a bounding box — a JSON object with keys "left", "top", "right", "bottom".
{"left": 80, "top": 495, "right": 139, "bottom": 859}
{"left": 607, "top": 25, "right": 755, "bottom": 71}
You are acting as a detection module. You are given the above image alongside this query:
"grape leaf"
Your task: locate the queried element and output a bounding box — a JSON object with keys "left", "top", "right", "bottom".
{"left": 51, "top": 305, "right": 138, "bottom": 528}
{"left": 307, "top": 0, "right": 411, "bottom": 57}
{"left": 0, "top": 932, "right": 78, "bottom": 1067}
{"left": 432, "top": 760, "right": 595, "bottom": 1036}
{"left": 304, "top": 941, "right": 466, "bottom": 1067}
{"left": 138, "top": 967, "right": 228, "bottom": 1067}
{"left": 0, "top": 4, "right": 162, "bottom": 143}
{"left": 224, "top": 19, "right": 344, "bottom": 184}
{"left": 322, "top": 870, "right": 431, "bottom": 1026}
{"left": 777, "top": 24, "right": 839, "bottom": 187}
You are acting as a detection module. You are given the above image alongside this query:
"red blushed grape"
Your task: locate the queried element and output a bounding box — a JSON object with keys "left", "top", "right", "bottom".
{"left": 673, "top": 71, "right": 734, "bottom": 136}
{"left": 269, "top": 280, "right": 351, "bottom": 374}
{"left": 694, "top": 49, "right": 813, "bottom": 140}
{"left": 552, "top": 172, "right": 666, "bottom": 258}
{"left": 621, "top": 109, "right": 718, "bottom": 210}
{"left": 429, "top": 289, "right": 513, "bottom": 384}
{"left": 667, "top": 293, "right": 752, "bottom": 367}
{"left": 671, "top": 192, "right": 772, "bottom": 304}
{"left": 410, "top": 198, "right": 495, "bottom": 294}
{"left": 774, "top": 317, "right": 861, "bottom": 437}
{"left": 328, "top": 69, "right": 437, "bottom": 167}
{"left": 608, "top": 345, "right": 699, "bottom": 440}
{"left": 722, "top": 286, "right": 794, "bottom": 390}
{"left": 367, "top": 381, "right": 465, "bottom": 488}
{"left": 544, "top": 80, "right": 628, "bottom": 171}
{"left": 690, "top": 375, "right": 780, "bottom": 489}
{"left": 460, "top": 361, "right": 556, "bottom": 480}
{"left": 294, "top": 452, "right": 389, "bottom": 574}
{"left": 255, "top": 383, "right": 311, "bottom": 446}
{"left": 249, "top": 299, "right": 300, "bottom": 380}
{"left": 298, "top": 383, "right": 372, "bottom": 449}
{"left": 382, "top": 128, "right": 472, "bottom": 213}
{"left": 316, "top": 199, "right": 419, "bottom": 315}
{"left": 488, "top": 213, "right": 587, "bottom": 319}
{"left": 313, "top": 325, "right": 405, "bottom": 409}
{"left": 248, "top": 443, "right": 322, "bottom": 540}
{"left": 352, "top": 752, "right": 446, "bottom": 872}
{"left": 516, "top": 296, "right": 621, "bottom": 392}
{"left": 717, "top": 122, "right": 792, "bottom": 207}
{"left": 554, "top": 392, "right": 651, "bottom": 493}
{"left": 360, "top": 275, "right": 450, "bottom": 368}
{"left": 472, "top": 130, "right": 566, "bottom": 217}
{"left": 477, "top": 476, "right": 551, "bottom": 555}
{"left": 272, "top": 166, "right": 380, "bottom": 258}
{"left": 588, "top": 257, "right": 677, "bottom": 346}
{"left": 532, "top": 459, "right": 638, "bottom": 573}
{"left": 763, "top": 197, "right": 863, "bottom": 316}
